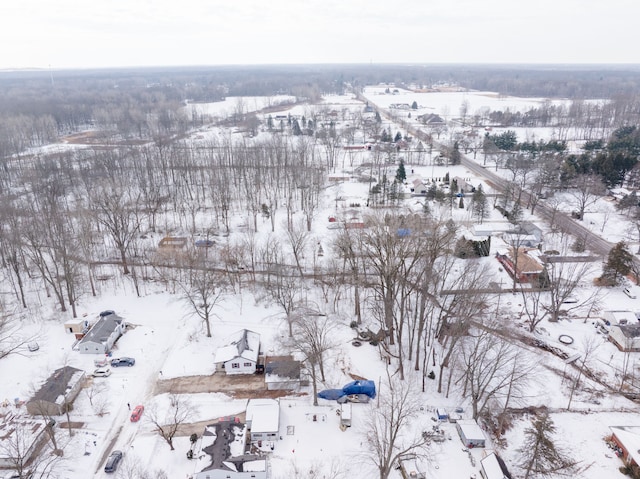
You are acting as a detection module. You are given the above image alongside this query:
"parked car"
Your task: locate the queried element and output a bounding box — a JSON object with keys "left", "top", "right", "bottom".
{"left": 130, "top": 405, "right": 145, "bottom": 422}
{"left": 104, "top": 450, "right": 123, "bottom": 473}
{"left": 94, "top": 358, "right": 109, "bottom": 367}
{"left": 195, "top": 239, "right": 214, "bottom": 248}
{"left": 92, "top": 367, "right": 112, "bottom": 377}
{"left": 27, "top": 342, "right": 39, "bottom": 352}
{"left": 111, "top": 357, "right": 135, "bottom": 367}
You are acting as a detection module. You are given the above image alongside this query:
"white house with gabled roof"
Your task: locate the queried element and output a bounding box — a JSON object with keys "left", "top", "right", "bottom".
{"left": 214, "top": 329, "right": 260, "bottom": 375}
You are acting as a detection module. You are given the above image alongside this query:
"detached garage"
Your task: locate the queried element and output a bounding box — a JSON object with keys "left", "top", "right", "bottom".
{"left": 456, "top": 420, "right": 486, "bottom": 448}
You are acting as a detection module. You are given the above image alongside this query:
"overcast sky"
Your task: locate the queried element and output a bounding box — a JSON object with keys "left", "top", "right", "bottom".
{"left": 1, "top": 0, "right": 637, "bottom": 70}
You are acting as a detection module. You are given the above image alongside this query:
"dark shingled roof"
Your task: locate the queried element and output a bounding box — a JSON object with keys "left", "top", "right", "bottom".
{"left": 31, "top": 366, "right": 84, "bottom": 403}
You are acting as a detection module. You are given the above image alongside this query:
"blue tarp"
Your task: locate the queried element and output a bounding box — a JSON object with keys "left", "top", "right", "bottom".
{"left": 318, "top": 389, "right": 346, "bottom": 400}
{"left": 342, "top": 380, "right": 376, "bottom": 399}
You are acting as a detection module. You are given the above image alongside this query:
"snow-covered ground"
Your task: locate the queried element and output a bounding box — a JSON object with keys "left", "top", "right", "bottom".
{"left": 2, "top": 88, "right": 640, "bottom": 479}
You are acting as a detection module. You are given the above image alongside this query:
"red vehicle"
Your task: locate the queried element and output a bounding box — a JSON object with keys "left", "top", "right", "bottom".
{"left": 130, "top": 405, "right": 144, "bottom": 422}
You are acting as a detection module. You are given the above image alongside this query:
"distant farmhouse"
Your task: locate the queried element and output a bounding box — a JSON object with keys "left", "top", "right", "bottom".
{"left": 26, "top": 366, "right": 85, "bottom": 416}
{"left": 214, "top": 330, "right": 261, "bottom": 375}
{"left": 78, "top": 311, "right": 126, "bottom": 354}
{"left": 418, "top": 113, "right": 446, "bottom": 126}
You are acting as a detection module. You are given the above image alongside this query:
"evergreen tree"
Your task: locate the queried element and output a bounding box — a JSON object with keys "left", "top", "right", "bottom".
{"left": 267, "top": 115, "right": 274, "bottom": 130}
{"left": 375, "top": 111, "right": 382, "bottom": 123}
{"left": 394, "top": 131, "right": 402, "bottom": 142}
{"left": 518, "top": 411, "right": 575, "bottom": 479}
{"left": 450, "top": 141, "right": 461, "bottom": 165}
{"left": 395, "top": 160, "right": 407, "bottom": 183}
{"left": 458, "top": 196, "right": 464, "bottom": 208}
{"left": 491, "top": 130, "right": 518, "bottom": 150}
{"left": 381, "top": 129, "right": 391, "bottom": 142}
{"left": 472, "top": 185, "right": 489, "bottom": 223}
{"left": 411, "top": 101, "right": 418, "bottom": 110}
{"left": 292, "top": 119, "right": 302, "bottom": 136}
{"left": 601, "top": 241, "right": 633, "bottom": 285}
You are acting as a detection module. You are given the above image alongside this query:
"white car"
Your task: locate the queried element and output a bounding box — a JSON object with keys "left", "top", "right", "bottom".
{"left": 92, "top": 367, "right": 112, "bottom": 377}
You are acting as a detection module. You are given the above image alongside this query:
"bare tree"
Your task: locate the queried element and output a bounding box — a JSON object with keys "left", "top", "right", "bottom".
{"left": 456, "top": 326, "right": 531, "bottom": 420}
{"left": 569, "top": 174, "right": 606, "bottom": 220}
{"left": 91, "top": 186, "right": 143, "bottom": 275}
{"left": 285, "top": 218, "right": 310, "bottom": 278}
{"left": 545, "top": 261, "right": 599, "bottom": 323}
{"left": 0, "top": 310, "right": 39, "bottom": 360}
{"left": 175, "top": 250, "right": 226, "bottom": 338}
{"left": 147, "top": 394, "right": 196, "bottom": 451}
{"left": 361, "top": 377, "right": 429, "bottom": 479}
{"left": 288, "top": 311, "right": 335, "bottom": 406}
{"left": 566, "top": 336, "right": 601, "bottom": 411}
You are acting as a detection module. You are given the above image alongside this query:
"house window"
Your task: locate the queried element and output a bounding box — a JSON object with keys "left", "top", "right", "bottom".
{"left": 244, "top": 362, "right": 252, "bottom": 367}
{"left": 231, "top": 363, "right": 240, "bottom": 368}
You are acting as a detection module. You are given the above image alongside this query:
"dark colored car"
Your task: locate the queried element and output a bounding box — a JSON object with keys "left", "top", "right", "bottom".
{"left": 111, "top": 357, "right": 135, "bottom": 367}
{"left": 195, "top": 239, "right": 214, "bottom": 248}
{"left": 104, "top": 450, "right": 123, "bottom": 473}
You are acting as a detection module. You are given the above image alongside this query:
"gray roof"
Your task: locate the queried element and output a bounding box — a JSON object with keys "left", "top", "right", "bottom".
{"left": 30, "top": 366, "right": 85, "bottom": 403}
{"left": 618, "top": 323, "right": 640, "bottom": 338}
{"left": 265, "top": 358, "right": 301, "bottom": 380}
{"left": 80, "top": 313, "right": 124, "bottom": 344}
{"left": 198, "top": 420, "right": 265, "bottom": 474}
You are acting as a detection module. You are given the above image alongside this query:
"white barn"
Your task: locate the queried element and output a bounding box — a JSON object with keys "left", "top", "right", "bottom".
{"left": 245, "top": 398, "right": 280, "bottom": 442}
{"left": 214, "top": 329, "right": 260, "bottom": 375}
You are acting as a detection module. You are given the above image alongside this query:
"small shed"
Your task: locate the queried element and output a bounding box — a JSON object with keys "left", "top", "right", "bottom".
{"left": 456, "top": 419, "right": 486, "bottom": 448}
{"left": 245, "top": 398, "right": 280, "bottom": 442}
{"left": 436, "top": 408, "right": 449, "bottom": 421}
{"left": 27, "top": 366, "right": 86, "bottom": 416}
{"left": 63, "top": 318, "right": 91, "bottom": 339}
{"left": 78, "top": 311, "right": 126, "bottom": 354}
{"left": 480, "top": 451, "right": 511, "bottom": 479}
{"left": 214, "top": 329, "right": 260, "bottom": 375}
{"left": 340, "top": 403, "right": 352, "bottom": 428}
